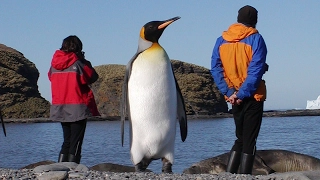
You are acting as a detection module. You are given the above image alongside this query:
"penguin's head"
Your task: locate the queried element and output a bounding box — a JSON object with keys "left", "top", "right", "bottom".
{"left": 140, "top": 16, "right": 180, "bottom": 43}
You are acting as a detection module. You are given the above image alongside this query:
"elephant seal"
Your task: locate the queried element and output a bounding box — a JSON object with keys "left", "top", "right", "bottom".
{"left": 183, "top": 149, "right": 320, "bottom": 175}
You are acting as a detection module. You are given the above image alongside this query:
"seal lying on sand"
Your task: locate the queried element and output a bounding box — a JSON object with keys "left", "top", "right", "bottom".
{"left": 183, "top": 149, "right": 320, "bottom": 175}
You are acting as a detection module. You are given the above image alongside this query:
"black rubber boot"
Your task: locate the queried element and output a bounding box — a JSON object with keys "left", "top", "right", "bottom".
{"left": 226, "top": 151, "right": 241, "bottom": 173}
{"left": 58, "top": 154, "right": 68, "bottom": 162}
{"left": 68, "top": 154, "right": 81, "bottom": 164}
{"left": 239, "top": 153, "right": 255, "bottom": 174}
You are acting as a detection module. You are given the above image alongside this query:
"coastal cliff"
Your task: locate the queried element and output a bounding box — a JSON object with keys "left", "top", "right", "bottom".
{"left": 0, "top": 44, "right": 50, "bottom": 118}
{"left": 1, "top": 43, "right": 320, "bottom": 121}
{"left": 0, "top": 44, "right": 228, "bottom": 119}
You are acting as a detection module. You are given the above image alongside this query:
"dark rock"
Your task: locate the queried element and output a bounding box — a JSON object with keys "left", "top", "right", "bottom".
{"left": 91, "top": 64, "right": 125, "bottom": 117}
{"left": 262, "top": 109, "right": 320, "bottom": 117}
{"left": 171, "top": 60, "right": 228, "bottom": 115}
{"left": 0, "top": 44, "right": 50, "bottom": 118}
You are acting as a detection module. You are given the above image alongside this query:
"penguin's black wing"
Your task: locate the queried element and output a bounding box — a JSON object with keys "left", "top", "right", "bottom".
{"left": 172, "top": 69, "right": 187, "bottom": 142}
{"left": 121, "top": 52, "right": 141, "bottom": 146}
{"left": 0, "top": 109, "right": 6, "bottom": 137}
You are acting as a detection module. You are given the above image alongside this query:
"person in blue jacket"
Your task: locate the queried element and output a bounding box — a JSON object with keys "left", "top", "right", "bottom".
{"left": 210, "top": 5, "right": 268, "bottom": 174}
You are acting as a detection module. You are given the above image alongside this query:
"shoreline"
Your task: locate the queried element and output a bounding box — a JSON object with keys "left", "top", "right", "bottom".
{"left": 3, "top": 109, "right": 320, "bottom": 123}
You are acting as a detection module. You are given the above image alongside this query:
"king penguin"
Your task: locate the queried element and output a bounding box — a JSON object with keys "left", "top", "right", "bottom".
{"left": 121, "top": 16, "right": 187, "bottom": 173}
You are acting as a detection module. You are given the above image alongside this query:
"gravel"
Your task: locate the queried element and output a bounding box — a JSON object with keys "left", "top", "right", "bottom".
{"left": 6, "top": 167, "right": 317, "bottom": 180}
{"left": 2, "top": 167, "right": 319, "bottom": 179}
{"left": 0, "top": 168, "right": 263, "bottom": 180}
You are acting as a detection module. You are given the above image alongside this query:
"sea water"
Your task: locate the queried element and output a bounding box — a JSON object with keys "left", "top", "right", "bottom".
{"left": 0, "top": 116, "right": 320, "bottom": 173}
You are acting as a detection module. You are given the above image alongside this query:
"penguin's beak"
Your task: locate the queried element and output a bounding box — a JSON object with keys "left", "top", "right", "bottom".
{"left": 158, "top": 16, "right": 181, "bottom": 29}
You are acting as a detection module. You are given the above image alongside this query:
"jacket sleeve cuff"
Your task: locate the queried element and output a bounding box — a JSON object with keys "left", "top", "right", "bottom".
{"left": 226, "top": 88, "right": 236, "bottom": 97}
{"left": 236, "top": 92, "right": 245, "bottom": 100}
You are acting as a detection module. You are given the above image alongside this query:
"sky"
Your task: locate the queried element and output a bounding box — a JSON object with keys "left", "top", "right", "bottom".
{"left": 1, "top": 1, "right": 320, "bottom": 111}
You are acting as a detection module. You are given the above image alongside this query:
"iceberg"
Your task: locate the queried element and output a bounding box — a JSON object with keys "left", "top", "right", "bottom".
{"left": 306, "top": 95, "right": 320, "bottom": 109}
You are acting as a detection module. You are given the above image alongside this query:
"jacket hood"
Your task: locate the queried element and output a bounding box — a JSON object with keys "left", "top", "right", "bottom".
{"left": 51, "top": 50, "right": 78, "bottom": 70}
{"left": 222, "top": 23, "right": 258, "bottom": 42}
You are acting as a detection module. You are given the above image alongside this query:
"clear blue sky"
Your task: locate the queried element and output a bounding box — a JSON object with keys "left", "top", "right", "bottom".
{"left": 1, "top": 1, "right": 320, "bottom": 110}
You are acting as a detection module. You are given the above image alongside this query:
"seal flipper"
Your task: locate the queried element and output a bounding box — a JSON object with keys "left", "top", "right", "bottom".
{"left": 252, "top": 154, "right": 276, "bottom": 175}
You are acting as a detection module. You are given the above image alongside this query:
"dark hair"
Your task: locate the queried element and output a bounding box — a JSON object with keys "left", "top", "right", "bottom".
{"left": 60, "top": 35, "right": 84, "bottom": 59}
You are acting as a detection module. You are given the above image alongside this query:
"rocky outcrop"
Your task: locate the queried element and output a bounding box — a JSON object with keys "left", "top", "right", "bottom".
{"left": 90, "top": 64, "right": 125, "bottom": 118}
{"left": 0, "top": 44, "right": 227, "bottom": 119}
{"left": 2, "top": 43, "right": 318, "bottom": 121}
{"left": 0, "top": 44, "right": 50, "bottom": 118}
{"left": 92, "top": 60, "right": 228, "bottom": 117}
{"left": 171, "top": 60, "right": 227, "bottom": 115}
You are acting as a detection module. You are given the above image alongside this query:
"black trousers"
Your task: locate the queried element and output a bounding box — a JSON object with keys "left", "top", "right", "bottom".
{"left": 60, "top": 119, "right": 87, "bottom": 156}
{"left": 231, "top": 98, "right": 263, "bottom": 154}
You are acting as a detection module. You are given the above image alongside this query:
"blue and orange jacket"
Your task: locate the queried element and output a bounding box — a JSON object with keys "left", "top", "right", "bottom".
{"left": 210, "top": 23, "right": 267, "bottom": 101}
{"left": 48, "top": 50, "right": 100, "bottom": 122}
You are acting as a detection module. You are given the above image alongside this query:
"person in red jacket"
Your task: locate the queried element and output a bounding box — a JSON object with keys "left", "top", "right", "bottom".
{"left": 48, "top": 35, "right": 100, "bottom": 163}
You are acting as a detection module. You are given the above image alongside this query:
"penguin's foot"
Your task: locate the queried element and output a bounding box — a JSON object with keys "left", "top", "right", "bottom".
{"left": 135, "top": 160, "right": 150, "bottom": 172}
{"left": 135, "top": 162, "right": 145, "bottom": 172}
{"left": 162, "top": 158, "right": 173, "bottom": 173}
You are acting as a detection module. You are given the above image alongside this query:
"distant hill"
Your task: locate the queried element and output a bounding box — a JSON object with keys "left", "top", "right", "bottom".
{"left": 3, "top": 44, "right": 320, "bottom": 121}
{"left": 0, "top": 43, "right": 228, "bottom": 119}
{"left": 91, "top": 60, "right": 228, "bottom": 118}
{"left": 0, "top": 44, "right": 50, "bottom": 118}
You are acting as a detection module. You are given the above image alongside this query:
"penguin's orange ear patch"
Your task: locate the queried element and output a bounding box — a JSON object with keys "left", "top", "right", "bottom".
{"left": 140, "top": 27, "right": 145, "bottom": 40}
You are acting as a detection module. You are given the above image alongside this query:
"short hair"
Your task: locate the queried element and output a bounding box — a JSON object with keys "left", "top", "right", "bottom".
{"left": 60, "top": 35, "right": 83, "bottom": 53}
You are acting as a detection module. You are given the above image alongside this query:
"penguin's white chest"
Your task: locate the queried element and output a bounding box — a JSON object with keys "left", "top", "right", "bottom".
{"left": 128, "top": 46, "right": 177, "bottom": 163}
{"left": 128, "top": 47, "right": 177, "bottom": 120}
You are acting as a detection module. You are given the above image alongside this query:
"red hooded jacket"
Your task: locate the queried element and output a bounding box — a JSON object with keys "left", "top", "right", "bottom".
{"left": 48, "top": 50, "right": 100, "bottom": 122}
